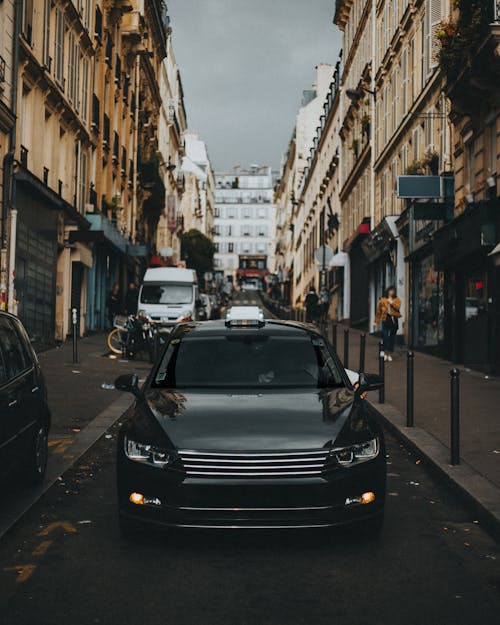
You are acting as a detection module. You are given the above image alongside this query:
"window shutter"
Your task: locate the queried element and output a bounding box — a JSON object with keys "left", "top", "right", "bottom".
{"left": 428, "top": 0, "right": 442, "bottom": 71}
{"left": 43, "top": 0, "right": 51, "bottom": 67}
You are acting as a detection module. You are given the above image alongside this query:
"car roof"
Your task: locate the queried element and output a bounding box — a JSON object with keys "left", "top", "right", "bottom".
{"left": 171, "top": 319, "right": 322, "bottom": 338}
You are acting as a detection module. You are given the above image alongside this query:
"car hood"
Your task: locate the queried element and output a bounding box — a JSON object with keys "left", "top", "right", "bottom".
{"left": 142, "top": 388, "right": 361, "bottom": 451}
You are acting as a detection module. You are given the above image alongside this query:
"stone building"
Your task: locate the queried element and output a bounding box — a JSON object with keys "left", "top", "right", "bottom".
{"left": 0, "top": 1, "right": 193, "bottom": 341}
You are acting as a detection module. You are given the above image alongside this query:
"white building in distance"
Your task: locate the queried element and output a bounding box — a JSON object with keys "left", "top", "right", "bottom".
{"left": 214, "top": 165, "right": 276, "bottom": 281}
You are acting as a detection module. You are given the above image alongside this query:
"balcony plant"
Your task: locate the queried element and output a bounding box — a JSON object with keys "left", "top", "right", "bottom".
{"left": 436, "top": 1, "right": 492, "bottom": 86}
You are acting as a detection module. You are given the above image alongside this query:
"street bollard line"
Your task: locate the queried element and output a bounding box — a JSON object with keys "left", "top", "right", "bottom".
{"left": 450, "top": 368, "right": 460, "bottom": 465}
{"left": 378, "top": 341, "right": 385, "bottom": 404}
{"left": 407, "top": 351, "right": 414, "bottom": 428}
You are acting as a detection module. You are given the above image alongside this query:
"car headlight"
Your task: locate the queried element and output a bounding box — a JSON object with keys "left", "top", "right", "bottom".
{"left": 177, "top": 309, "right": 192, "bottom": 322}
{"left": 331, "top": 438, "right": 379, "bottom": 467}
{"left": 124, "top": 437, "right": 173, "bottom": 468}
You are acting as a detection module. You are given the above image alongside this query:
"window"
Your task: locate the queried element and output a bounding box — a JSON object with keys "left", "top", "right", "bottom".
{"left": 401, "top": 48, "right": 409, "bottom": 116}
{"left": 78, "top": 150, "right": 87, "bottom": 213}
{"left": 465, "top": 140, "right": 475, "bottom": 193}
{"left": 258, "top": 207, "right": 266, "bottom": 219}
{"left": 43, "top": 0, "right": 51, "bottom": 67}
{"left": 242, "top": 225, "right": 252, "bottom": 237}
{"left": 153, "top": 335, "right": 343, "bottom": 390}
{"left": 22, "top": 0, "right": 34, "bottom": 44}
{"left": 213, "top": 242, "right": 219, "bottom": 253}
{"left": 228, "top": 243, "right": 234, "bottom": 253}
{"left": 81, "top": 57, "right": 89, "bottom": 121}
{"left": 68, "top": 32, "right": 76, "bottom": 103}
{"left": 55, "top": 10, "right": 65, "bottom": 87}
{"left": 427, "top": 0, "right": 442, "bottom": 73}
{"left": 489, "top": 122, "right": 497, "bottom": 174}
{"left": 0, "top": 318, "right": 30, "bottom": 383}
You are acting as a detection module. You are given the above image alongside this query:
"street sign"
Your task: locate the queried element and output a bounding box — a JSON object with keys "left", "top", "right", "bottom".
{"left": 397, "top": 176, "right": 442, "bottom": 199}
{"left": 413, "top": 203, "right": 448, "bottom": 220}
{"left": 314, "top": 245, "right": 334, "bottom": 267}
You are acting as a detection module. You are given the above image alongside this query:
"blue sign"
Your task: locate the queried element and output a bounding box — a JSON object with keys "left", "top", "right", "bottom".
{"left": 397, "top": 176, "right": 443, "bottom": 199}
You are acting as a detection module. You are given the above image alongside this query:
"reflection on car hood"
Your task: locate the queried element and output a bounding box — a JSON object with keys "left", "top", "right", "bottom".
{"left": 143, "top": 388, "right": 358, "bottom": 451}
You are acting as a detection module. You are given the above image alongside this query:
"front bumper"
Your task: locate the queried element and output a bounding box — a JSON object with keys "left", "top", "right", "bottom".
{"left": 117, "top": 454, "right": 386, "bottom": 529}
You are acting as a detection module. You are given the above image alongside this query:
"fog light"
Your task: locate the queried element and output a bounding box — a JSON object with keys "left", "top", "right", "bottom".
{"left": 345, "top": 491, "right": 376, "bottom": 506}
{"left": 129, "top": 492, "right": 144, "bottom": 505}
{"left": 361, "top": 491, "right": 375, "bottom": 505}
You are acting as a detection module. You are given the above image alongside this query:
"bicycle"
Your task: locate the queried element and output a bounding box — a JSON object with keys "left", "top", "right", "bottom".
{"left": 107, "top": 315, "right": 155, "bottom": 362}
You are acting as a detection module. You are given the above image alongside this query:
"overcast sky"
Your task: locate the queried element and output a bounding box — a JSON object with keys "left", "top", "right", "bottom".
{"left": 168, "top": 1, "right": 342, "bottom": 171}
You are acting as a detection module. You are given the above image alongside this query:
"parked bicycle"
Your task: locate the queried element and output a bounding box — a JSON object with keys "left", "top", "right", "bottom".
{"left": 107, "top": 315, "right": 155, "bottom": 362}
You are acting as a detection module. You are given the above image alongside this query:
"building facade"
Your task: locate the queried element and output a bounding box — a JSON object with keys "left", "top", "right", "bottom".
{"left": 180, "top": 131, "right": 215, "bottom": 238}
{"left": 214, "top": 166, "right": 275, "bottom": 282}
{"left": 0, "top": 1, "right": 198, "bottom": 342}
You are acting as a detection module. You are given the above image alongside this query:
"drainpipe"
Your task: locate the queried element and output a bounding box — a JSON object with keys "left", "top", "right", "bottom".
{"left": 1, "top": 0, "right": 22, "bottom": 311}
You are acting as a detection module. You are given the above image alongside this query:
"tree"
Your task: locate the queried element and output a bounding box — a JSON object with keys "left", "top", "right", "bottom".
{"left": 180, "top": 229, "right": 215, "bottom": 281}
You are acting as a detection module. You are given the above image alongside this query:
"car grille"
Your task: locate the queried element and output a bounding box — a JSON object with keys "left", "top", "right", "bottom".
{"left": 178, "top": 449, "right": 329, "bottom": 478}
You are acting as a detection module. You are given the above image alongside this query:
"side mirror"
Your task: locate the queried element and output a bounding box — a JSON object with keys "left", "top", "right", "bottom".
{"left": 114, "top": 373, "right": 143, "bottom": 400}
{"left": 356, "top": 372, "right": 384, "bottom": 395}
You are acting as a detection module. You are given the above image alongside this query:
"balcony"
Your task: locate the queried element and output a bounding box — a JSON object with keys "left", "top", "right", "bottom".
{"left": 0, "top": 55, "right": 5, "bottom": 84}
{"left": 86, "top": 213, "right": 128, "bottom": 254}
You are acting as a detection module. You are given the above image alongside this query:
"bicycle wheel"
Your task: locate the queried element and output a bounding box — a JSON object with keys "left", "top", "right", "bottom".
{"left": 107, "top": 328, "right": 123, "bottom": 354}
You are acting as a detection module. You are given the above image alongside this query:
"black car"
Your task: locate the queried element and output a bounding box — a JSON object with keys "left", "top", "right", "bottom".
{"left": 115, "top": 313, "right": 386, "bottom": 535}
{"left": 0, "top": 312, "right": 51, "bottom": 485}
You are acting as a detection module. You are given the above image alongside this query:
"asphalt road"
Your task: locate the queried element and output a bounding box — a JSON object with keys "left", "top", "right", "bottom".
{"left": 0, "top": 293, "right": 499, "bottom": 624}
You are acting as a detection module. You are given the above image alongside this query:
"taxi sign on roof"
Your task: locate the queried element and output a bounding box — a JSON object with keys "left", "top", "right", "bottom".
{"left": 225, "top": 306, "right": 265, "bottom": 327}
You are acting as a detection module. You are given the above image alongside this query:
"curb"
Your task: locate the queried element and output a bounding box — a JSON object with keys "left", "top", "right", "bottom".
{"left": 0, "top": 393, "right": 132, "bottom": 542}
{"left": 372, "top": 400, "right": 500, "bottom": 543}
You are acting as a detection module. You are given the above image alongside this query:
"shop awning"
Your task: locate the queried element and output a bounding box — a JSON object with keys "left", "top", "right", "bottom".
{"left": 488, "top": 243, "right": 500, "bottom": 267}
{"left": 328, "top": 252, "right": 349, "bottom": 268}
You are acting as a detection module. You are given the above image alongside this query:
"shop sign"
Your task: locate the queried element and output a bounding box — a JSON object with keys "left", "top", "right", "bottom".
{"left": 397, "top": 176, "right": 442, "bottom": 199}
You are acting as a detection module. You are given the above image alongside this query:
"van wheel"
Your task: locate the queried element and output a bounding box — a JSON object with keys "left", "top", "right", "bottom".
{"left": 24, "top": 424, "right": 49, "bottom": 485}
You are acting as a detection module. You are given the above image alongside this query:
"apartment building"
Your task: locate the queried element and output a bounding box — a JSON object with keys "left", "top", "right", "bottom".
{"left": 0, "top": 0, "right": 16, "bottom": 313}
{"left": 0, "top": 2, "right": 194, "bottom": 341}
{"left": 214, "top": 166, "right": 275, "bottom": 282}
{"left": 180, "top": 131, "right": 215, "bottom": 239}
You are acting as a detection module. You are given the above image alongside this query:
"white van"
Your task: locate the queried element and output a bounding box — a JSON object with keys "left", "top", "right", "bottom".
{"left": 138, "top": 267, "right": 200, "bottom": 326}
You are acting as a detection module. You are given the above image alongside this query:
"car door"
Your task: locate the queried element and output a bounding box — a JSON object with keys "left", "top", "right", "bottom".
{"left": 0, "top": 316, "right": 36, "bottom": 469}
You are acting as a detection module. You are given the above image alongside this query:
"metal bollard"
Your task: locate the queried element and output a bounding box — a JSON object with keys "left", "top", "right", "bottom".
{"left": 406, "top": 351, "right": 414, "bottom": 427}
{"left": 343, "top": 329, "right": 349, "bottom": 369}
{"left": 378, "top": 341, "right": 385, "bottom": 404}
{"left": 359, "top": 333, "right": 366, "bottom": 373}
{"left": 450, "top": 368, "right": 460, "bottom": 465}
{"left": 71, "top": 308, "right": 78, "bottom": 364}
{"left": 331, "top": 322, "right": 337, "bottom": 352}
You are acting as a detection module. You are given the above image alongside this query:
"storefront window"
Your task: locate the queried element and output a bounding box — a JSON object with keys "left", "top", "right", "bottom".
{"left": 415, "top": 255, "right": 444, "bottom": 348}
{"left": 464, "top": 272, "right": 488, "bottom": 322}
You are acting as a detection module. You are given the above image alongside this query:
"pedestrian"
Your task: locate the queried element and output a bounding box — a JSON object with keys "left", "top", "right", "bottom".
{"left": 124, "top": 281, "right": 139, "bottom": 316}
{"left": 374, "top": 285, "right": 401, "bottom": 361}
{"left": 107, "top": 282, "right": 121, "bottom": 327}
{"left": 318, "top": 287, "right": 331, "bottom": 323}
{"left": 304, "top": 286, "right": 319, "bottom": 324}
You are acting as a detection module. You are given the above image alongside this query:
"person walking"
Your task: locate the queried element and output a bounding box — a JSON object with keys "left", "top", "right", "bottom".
{"left": 374, "top": 285, "right": 401, "bottom": 361}
{"left": 124, "top": 281, "right": 139, "bottom": 316}
{"left": 107, "top": 282, "right": 121, "bottom": 327}
{"left": 304, "top": 286, "right": 319, "bottom": 324}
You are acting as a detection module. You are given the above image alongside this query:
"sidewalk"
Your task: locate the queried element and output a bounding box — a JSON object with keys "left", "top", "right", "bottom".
{"left": 335, "top": 324, "right": 500, "bottom": 538}
{"left": 37, "top": 333, "right": 151, "bottom": 437}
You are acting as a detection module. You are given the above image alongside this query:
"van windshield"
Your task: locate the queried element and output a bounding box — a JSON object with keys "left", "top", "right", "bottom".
{"left": 140, "top": 283, "right": 193, "bottom": 305}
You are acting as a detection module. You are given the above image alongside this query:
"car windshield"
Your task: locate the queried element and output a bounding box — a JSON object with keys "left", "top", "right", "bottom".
{"left": 140, "top": 283, "right": 193, "bottom": 305}
{"left": 153, "top": 334, "right": 344, "bottom": 389}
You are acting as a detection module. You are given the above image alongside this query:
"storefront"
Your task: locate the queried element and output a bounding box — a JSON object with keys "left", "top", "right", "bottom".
{"left": 434, "top": 199, "right": 499, "bottom": 373}
{"left": 344, "top": 220, "right": 370, "bottom": 329}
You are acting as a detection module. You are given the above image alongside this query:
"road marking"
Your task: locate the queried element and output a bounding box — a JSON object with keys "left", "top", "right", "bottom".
{"left": 48, "top": 438, "right": 74, "bottom": 456}
{"left": 37, "top": 521, "right": 77, "bottom": 537}
{"left": 4, "top": 565, "right": 36, "bottom": 583}
{"left": 32, "top": 540, "right": 53, "bottom": 557}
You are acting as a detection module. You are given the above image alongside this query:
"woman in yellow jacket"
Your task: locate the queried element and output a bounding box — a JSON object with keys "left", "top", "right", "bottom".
{"left": 374, "top": 286, "right": 401, "bottom": 362}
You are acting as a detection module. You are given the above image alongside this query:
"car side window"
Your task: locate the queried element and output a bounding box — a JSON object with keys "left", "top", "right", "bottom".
{"left": 0, "top": 317, "right": 30, "bottom": 382}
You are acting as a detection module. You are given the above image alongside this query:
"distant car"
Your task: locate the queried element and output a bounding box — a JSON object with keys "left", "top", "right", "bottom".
{"left": 115, "top": 307, "right": 386, "bottom": 536}
{"left": 0, "top": 312, "right": 51, "bottom": 485}
{"left": 242, "top": 279, "right": 260, "bottom": 291}
{"left": 199, "top": 294, "right": 212, "bottom": 321}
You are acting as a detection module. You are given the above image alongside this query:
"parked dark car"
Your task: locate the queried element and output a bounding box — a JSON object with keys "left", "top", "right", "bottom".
{"left": 115, "top": 311, "right": 386, "bottom": 536}
{"left": 0, "top": 312, "right": 51, "bottom": 485}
